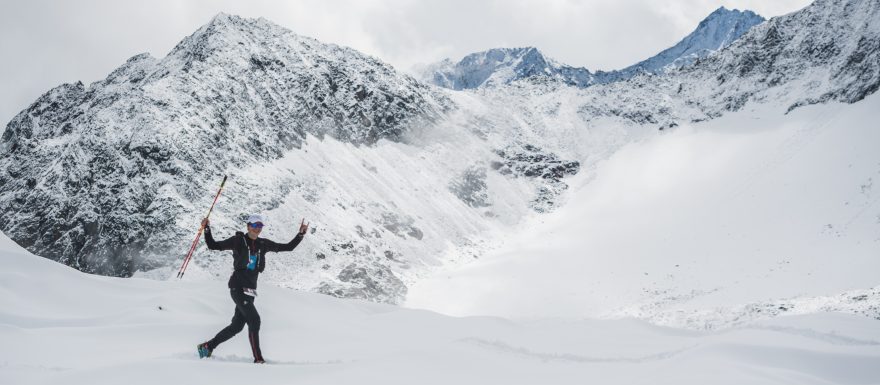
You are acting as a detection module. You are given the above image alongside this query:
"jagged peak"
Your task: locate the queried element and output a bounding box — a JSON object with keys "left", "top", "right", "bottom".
{"left": 197, "top": 12, "right": 278, "bottom": 38}
{"left": 708, "top": 6, "right": 731, "bottom": 16}
{"left": 125, "top": 52, "right": 154, "bottom": 63}
{"left": 706, "top": 6, "right": 761, "bottom": 18}
{"left": 698, "top": 6, "right": 764, "bottom": 26}
{"left": 165, "top": 13, "right": 293, "bottom": 65}
{"left": 210, "top": 11, "right": 233, "bottom": 23}
{"left": 201, "top": 12, "right": 258, "bottom": 31}
{"left": 424, "top": 45, "right": 593, "bottom": 90}
{"left": 456, "top": 46, "right": 569, "bottom": 74}
{"left": 457, "top": 46, "right": 545, "bottom": 65}
{"left": 604, "top": 5, "right": 764, "bottom": 78}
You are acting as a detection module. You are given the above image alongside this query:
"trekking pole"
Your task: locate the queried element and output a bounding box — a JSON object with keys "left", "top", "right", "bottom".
{"left": 177, "top": 175, "right": 228, "bottom": 279}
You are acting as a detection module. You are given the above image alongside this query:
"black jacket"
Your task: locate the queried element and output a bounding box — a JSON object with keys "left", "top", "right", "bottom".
{"left": 204, "top": 226, "right": 304, "bottom": 289}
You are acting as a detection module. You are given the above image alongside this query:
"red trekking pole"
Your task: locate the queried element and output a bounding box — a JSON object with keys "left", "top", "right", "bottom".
{"left": 177, "top": 175, "right": 227, "bottom": 279}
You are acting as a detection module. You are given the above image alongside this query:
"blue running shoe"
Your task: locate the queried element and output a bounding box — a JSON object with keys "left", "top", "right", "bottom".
{"left": 197, "top": 342, "right": 212, "bottom": 358}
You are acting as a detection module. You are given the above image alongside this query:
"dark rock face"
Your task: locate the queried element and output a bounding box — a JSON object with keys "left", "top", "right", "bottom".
{"left": 0, "top": 79, "right": 187, "bottom": 275}
{"left": 679, "top": 0, "right": 880, "bottom": 114}
{"left": 824, "top": 35, "right": 880, "bottom": 103}
{"left": 449, "top": 166, "right": 491, "bottom": 208}
{"left": 493, "top": 144, "right": 580, "bottom": 181}
{"left": 0, "top": 13, "right": 450, "bottom": 277}
{"left": 316, "top": 262, "right": 408, "bottom": 304}
{"left": 493, "top": 144, "right": 580, "bottom": 212}
{"left": 380, "top": 211, "right": 424, "bottom": 240}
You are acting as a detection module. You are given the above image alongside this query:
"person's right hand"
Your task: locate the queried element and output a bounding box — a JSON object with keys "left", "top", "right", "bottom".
{"left": 298, "top": 218, "right": 309, "bottom": 235}
{"left": 201, "top": 218, "right": 210, "bottom": 228}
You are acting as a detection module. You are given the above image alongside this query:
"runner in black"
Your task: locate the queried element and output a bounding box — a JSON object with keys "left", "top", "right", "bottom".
{"left": 197, "top": 214, "right": 309, "bottom": 363}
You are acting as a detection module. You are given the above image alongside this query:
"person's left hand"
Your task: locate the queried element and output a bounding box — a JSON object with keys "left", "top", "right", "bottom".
{"left": 298, "top": 218, "right": 309, "bottom": 235}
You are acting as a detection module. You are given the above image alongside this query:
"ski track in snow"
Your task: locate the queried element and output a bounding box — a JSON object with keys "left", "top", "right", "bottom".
{"left": 458, "top": 337, "right": 695, "bottom": 364}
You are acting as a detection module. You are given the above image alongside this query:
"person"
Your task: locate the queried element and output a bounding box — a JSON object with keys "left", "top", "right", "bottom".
{"left": 197, "top": 214, "right": 309, "bottom": 363}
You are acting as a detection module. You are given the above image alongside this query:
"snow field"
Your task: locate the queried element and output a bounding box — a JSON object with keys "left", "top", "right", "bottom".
{"left": 407, "top": 92, "right": 880, "bottom": 324}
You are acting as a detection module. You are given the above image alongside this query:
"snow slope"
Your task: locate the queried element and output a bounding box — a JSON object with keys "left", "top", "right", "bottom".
{"left": 408, "top": 86, "right": 880, "bottom": 323}
{"left": 2, "top": 233, "right": 880, "bottom": 385}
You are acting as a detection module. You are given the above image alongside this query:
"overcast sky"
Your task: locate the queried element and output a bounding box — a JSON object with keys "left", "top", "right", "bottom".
{"left": 1, "top": 0, "right": 812, "bottom": 126}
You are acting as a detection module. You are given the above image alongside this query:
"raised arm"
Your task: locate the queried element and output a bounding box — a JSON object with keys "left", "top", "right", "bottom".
{"left": 264, "top": 219, "right": 309, "bottom": 253}
{"left": 203, "top": 218, "right": 236, "bottom": 251}
{"left": 263, "top": 233, "right": 304, "bottom": 253}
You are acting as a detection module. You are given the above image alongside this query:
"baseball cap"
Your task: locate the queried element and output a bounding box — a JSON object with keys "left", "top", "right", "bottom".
{"left": 246, "top": 214, "right": 264, "bottom": 225}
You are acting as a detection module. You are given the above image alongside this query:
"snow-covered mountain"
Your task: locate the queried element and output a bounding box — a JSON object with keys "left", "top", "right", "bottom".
{"left": 0, "top": 13, "right": 581, "bottom": 304}
{"left": 421, "top": 47, "right": 595, "bottom": 89}
{"left": 679, "top": 0, "right": 880, "bottom": 114}
{"left": 0, "top": 13, "right": 457, "bottom": 287}
{"left": 421, "top": 7, "right": 765, "bottom": 89}
{"left": 487, "top": 0, "right": 880, "bottom": 131}
{"left": 3, "top": 1, "right": 880, "bottom": 381}
{"left": 599, "top": 7, "right": 765, "bottom": 81}
{"left": 1, "top": 0, "right": 878, "bottom": 307}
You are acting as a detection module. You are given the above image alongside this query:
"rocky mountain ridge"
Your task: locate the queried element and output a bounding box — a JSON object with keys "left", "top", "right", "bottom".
{"left": 422, "top": 47, "right": 595, "bottom": 89}
{"left": 598, "top": 7, "right": 765, "bottom": 82}
{"left": 0, "top": 13, "right": 451, "bottom": 277}
{"left": 1, "top": 0, "right": 878, "bottom": 304}
{"left": 420, "top": 7, "right": 765, "bottom": 89}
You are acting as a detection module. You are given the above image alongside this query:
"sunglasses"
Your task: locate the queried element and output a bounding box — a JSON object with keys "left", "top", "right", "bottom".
{"left": 248, "top": 222, "right": 264, "bottom": 229}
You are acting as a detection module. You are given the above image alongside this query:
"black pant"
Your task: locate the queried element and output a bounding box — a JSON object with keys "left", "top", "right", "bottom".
{"left": 207, "top": 288, "right": 263, "bottom": 360}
